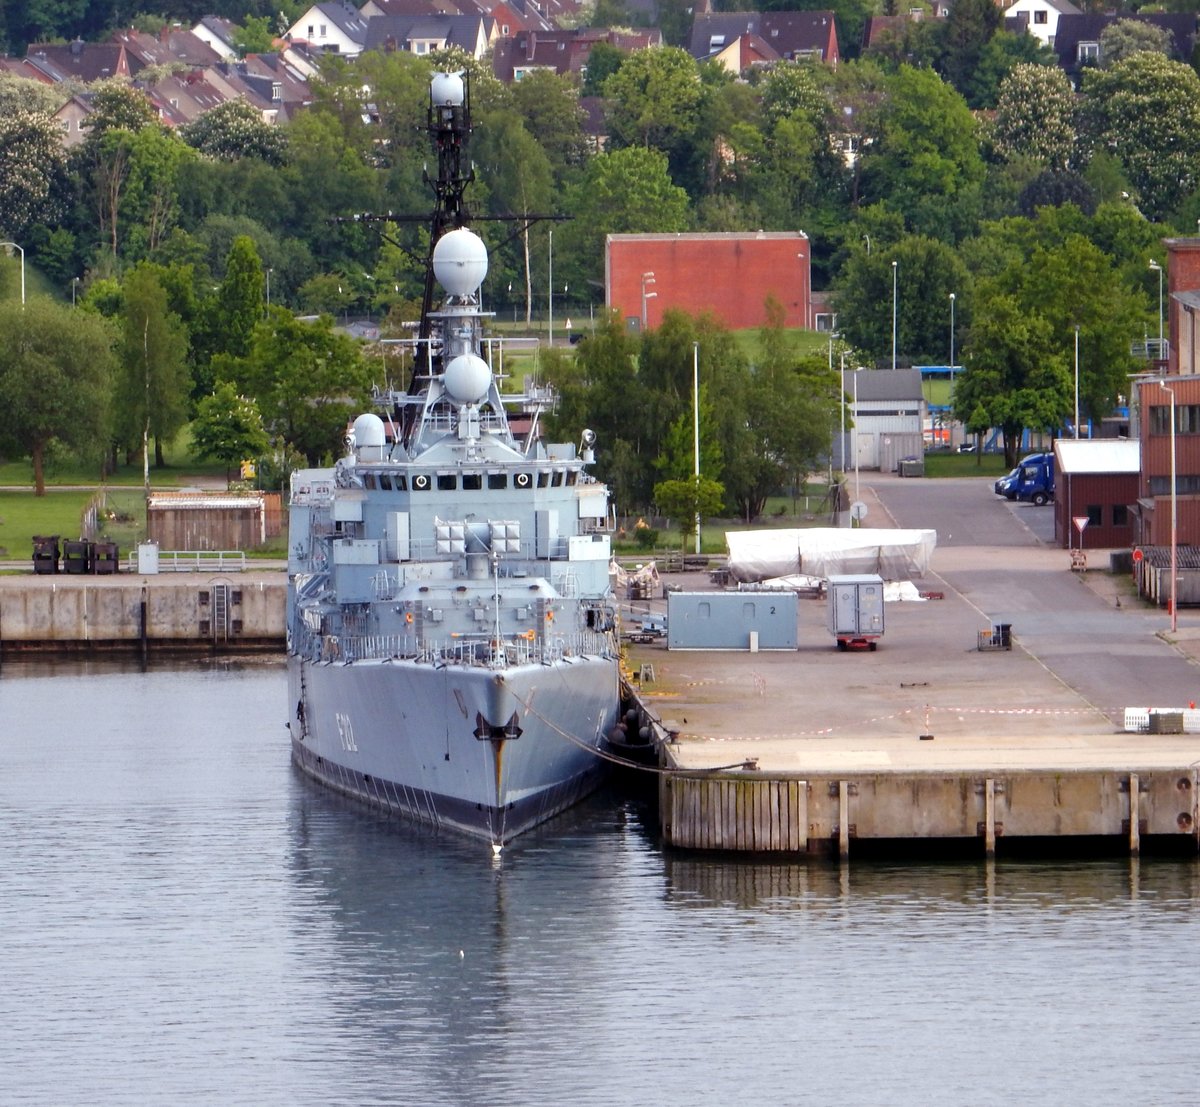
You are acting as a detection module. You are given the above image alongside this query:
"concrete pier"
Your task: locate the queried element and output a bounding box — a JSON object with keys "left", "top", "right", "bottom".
{"left": 621, "top": 476, "right": 1200, "bottom": 857}
{"left": 0, "top": 569, "right": 285, "bottom": 655}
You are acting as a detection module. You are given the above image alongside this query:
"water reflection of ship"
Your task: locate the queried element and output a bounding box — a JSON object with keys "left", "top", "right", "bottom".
{"left": 286, "top": 776, "right": 660, "bottom": 1097}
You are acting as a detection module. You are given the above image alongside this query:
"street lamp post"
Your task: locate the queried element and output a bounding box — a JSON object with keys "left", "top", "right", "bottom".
{"left": 949, "top": 292, "right": 956, "bottom": 368}
{"left": 693, "top": 340, "right": 701, "bottom": 555}
{"left": 1158, "top": 379, "right": 1178, "bottom": 634}
{"left": 71, "top": 277, "right": 80, "bottom": 306}
{"left": 548, "top": 228, "right": 554, "bottom": 346}
{"left": 266, "top": 267, "right": 272, "bottom": 310}
{"left": 640, "top": 271, "right": 656, "bottom": 330}
{"left": 1074, "top": 325, "right": 1080, "bottom": 439}
{"left": 1149, "top": 259, "right": 1164, "bottom": 358}
{"left": 1, "top": 241, "right": 25, "bottom": 306}
{"left": 891, "top": 260, "right": 898, "bottom": 371}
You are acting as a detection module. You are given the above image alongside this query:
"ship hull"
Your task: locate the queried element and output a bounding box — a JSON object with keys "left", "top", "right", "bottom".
{"left": 288, "top": 653, "right": 619, "bottom": 844}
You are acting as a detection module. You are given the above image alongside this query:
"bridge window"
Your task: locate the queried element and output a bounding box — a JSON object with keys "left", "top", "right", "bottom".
{"left": 437, "top": 474, "right": 457, "bottom": 491}
{"left": 463, "top": 473, "right": 482, "bottom": 491}
{"left": 488, "top": 473, "right": 507, "bottom": 490}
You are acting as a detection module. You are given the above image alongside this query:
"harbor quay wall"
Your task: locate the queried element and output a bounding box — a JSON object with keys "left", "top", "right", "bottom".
{"left": 0, "top": 573, "right": 286, "bottom": 654}
{"left": 656, "top": 765, "right": 1200, "bottom": 857}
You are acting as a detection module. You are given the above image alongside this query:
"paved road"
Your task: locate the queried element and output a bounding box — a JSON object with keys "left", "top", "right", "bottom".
{"left": 869, "top": 472, "right": 1200, "bottom": 717}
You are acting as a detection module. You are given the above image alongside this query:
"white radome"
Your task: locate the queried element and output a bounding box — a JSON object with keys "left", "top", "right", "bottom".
{"left": 443, "top": 353, "right": 492, "bottom": 404}
{"left": 433, "top": 228, "right": 488, "bottom": 296}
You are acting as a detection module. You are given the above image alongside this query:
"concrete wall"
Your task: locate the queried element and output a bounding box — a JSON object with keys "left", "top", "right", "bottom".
{"left": 0, "top": 577, "right": 285, "bottom": 651}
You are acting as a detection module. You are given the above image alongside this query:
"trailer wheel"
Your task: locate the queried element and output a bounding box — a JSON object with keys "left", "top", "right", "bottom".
{"left": 1032, "top": 491, "right": 1049, "bottom": 506}
{"left": 868, "top": 641, "right": 877, "bottom": 651}
{"left": 836, "top": 639, "right": 847, "bottom": 651}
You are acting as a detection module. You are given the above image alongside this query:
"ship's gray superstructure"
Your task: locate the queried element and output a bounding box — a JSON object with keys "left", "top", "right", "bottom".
{"left": 286, "top": 72, "right": 619, "bottom": 846}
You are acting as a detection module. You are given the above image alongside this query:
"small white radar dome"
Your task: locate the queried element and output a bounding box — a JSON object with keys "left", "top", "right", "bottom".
{"left": 431, "top": 72, "right": 464, "bottom": 107}
{"left": 352, "top": 413, "right": 386, "bottom": 449}
{"left": 433, "top": 229, "right": 488, "bottom": 296}
{"left": 443, "top": 354, "right": 492, "bottom": 404}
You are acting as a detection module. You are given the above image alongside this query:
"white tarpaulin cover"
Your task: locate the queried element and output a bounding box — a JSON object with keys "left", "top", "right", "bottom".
{"left": 725, "top": 528, "right": 937, "bottom": 583}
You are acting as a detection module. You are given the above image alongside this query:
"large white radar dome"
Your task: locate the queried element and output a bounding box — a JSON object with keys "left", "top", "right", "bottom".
{"left": 433, "top": 228, "right": 487, "bottom": 296}
{"left": 443, "top": 354, "right": 492, "bottom": 404}
{"left": 352, "top": 413, "right": 386, "bottom": 449}
{"left": 431, "top": 72, "right": 464, "bottom": 107}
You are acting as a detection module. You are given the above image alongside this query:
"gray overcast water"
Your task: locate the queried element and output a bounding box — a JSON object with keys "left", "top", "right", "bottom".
{"left": 2, "top": 658, "right": 1199, "bottom": 1106}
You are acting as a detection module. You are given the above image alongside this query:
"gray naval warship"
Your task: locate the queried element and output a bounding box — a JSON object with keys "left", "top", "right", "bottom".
{"left": 286, "top": 71, "right": 620, "bottom": 848}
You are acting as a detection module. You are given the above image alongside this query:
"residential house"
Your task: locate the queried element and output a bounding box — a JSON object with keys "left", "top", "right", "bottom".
{"left": 364, "top": 14, "right": 494, "bottom": 59}
{"left": 285, "top": 2, "right": 372, "bottom": 57}
{"left": 112, "top": 27, "right": 225, "bottom": 73}
{"left": 362, "top": 0, "right": 468, "bottom": 16}
{"left": 191, "top": 16, "right": 241, "bottom": 59}
{"left": 688, "top": 12, "right": 840, "bottom": 71}
{"left": 1003, "top": 0, "right": 1080, "bottom": 49}
{"left": 492, "top": 28, "right": 661, "bottom": 82}
{"left": 25, "top": 40, "right": 133, "bottom": 83}
{"left": 605, "top": 231, "right": 811, "bottom": 333}
{"left": 1053, "top": 13, "right": 1198, "bottom": 78}
{"left": 52, "top": 94, "right": 95, "bottom": 148}
{"left": 1053, "top": 439, "right": 1140, "bottom": 550}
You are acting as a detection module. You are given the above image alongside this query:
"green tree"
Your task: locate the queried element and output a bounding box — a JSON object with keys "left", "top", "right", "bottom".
{"left": 953, "top": 292, "right": 1068, "bottom": 466}
{"left": 0, "top": 296, "right": 116, "bottom": 495}
{"left": 653, "top": 475, "right": 725, "bottom": 549}
{"left": 561, "top": 146, "right": 691, "bottom": 287}
{"left": 581, "top": 41, "right": 626, "bottom": 97}
{"left": 0, "top": 107, "right": 66, "bottom": 238}
{"left": 231, "top": 310, "right": 374, "bottom": 463}
{"left": 858, "top": 66, "right": 985, "bottom": 241}
{"left": 991, "top": 63, "right": 1077, "bottom": 169}
{"left": 191, "top": 381, "right": 270, "bottom": 484}
{"left": 232, "top": 14, "right": 276, "bottom": 56}
{"left": 1099, "top": 20, "right": 1172, "bottom": 67}
{"left": 180, "top": 99, "right": 288, "bottom": 165}
{"left": 508, "top": 70, "right": 588, "bottom": 186}
{"left": 117, "top": 265, "right": 191, "bottom": 468}
{"left": 603, "top": 46, "right": 702, "bottom": 160}
{"left": 1081, "top": 53, "right": 1200, "bottom": 220}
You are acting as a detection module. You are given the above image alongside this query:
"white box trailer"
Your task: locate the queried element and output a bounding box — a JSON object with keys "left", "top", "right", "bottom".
{"left": 827, "top": 574, "right": 884, "bottom": 651}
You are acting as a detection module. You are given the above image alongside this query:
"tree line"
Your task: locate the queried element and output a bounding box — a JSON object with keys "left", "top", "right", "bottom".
{"left": 0, "top": 32, "right": 1194, "bottom": 500}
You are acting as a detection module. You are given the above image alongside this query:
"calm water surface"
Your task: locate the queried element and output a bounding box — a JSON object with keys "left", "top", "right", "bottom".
{"left": 2, "top": 658, "right": 1198, "bottom": 1105}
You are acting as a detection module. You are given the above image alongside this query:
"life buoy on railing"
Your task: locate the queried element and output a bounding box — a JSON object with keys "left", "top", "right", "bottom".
{"left": 515, "top": 473, "right": 530, "bottom": 488}
{"left": 413, "top": 474, "right": 430, "bottom": 490}
{"left": 522, "top": 629, "right": 536, "bottom": 640}
{"left": 405, "top": 611, "right": 414, "bottom": 624}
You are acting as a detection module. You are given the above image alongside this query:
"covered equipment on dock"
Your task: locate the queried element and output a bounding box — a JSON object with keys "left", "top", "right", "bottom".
{"left": 725, "top": 528, "right": 936, "bottom": 583}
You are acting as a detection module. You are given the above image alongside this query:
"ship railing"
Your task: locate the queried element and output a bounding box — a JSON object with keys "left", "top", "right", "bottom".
{"left": 297, "top": 629, "right": 617, "bottom": 666}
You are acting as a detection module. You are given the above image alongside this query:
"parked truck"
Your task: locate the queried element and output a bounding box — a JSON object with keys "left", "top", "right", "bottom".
{"left": 994, "top": 452, "right": 1055, "bottom": 505}
{"left": 828, "top": 574, "right": 885, "bottom": 651}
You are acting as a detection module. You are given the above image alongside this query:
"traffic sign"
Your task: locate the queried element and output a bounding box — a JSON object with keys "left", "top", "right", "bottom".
{"left": 1073, "top": 516, "right": 1089, "bottom": 534}
{"left": 1133, "top": 548, "right": 1144, "bottom": 562}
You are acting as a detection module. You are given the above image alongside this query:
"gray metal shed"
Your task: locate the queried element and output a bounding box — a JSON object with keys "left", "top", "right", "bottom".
{"left": 667, "top": 591, "right": 798, "bottom": 650}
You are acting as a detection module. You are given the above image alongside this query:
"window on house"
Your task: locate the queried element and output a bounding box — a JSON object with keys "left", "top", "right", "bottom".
{"left": 319, "top": 23, "right": 327, "bottom": 36}
{"left": 272, "top": 82, "right": 282, "bottom": 101}
{"left": 307, "top": 24, "right": 314, "bottom": 36}
{"left": 1034, "top": 10, "right": 1048, "bottom": 23}
{"left": 502, "top": 23, "right": 509, "bottom": 33}
{"left": 416, "top": 41, "right": 427, "bottom": 53}
{"left": 815, "top": 312, "right": 838, "bottom": 333}
{"left": 1078, "top": 41, "right": 1100, "bottom": 63}
{"left": 60, "top": 120, "right": 70, "bottom": 132}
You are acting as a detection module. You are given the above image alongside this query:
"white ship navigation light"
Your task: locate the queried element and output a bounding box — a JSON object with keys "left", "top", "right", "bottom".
{"left": 580, "top": 428, "right": 596, "bottom": 463}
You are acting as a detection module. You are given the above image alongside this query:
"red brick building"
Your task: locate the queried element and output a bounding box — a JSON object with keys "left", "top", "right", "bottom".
{"left": 605, "top": 232, "right": 812, "bottom": 333}
{"left": 1053, "top": 439, "right": 1140, "bottom": 550}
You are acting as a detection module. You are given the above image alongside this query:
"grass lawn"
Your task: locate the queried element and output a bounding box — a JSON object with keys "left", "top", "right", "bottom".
{"left": 0, "top": 490, "right": 96, "bottom": 561}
